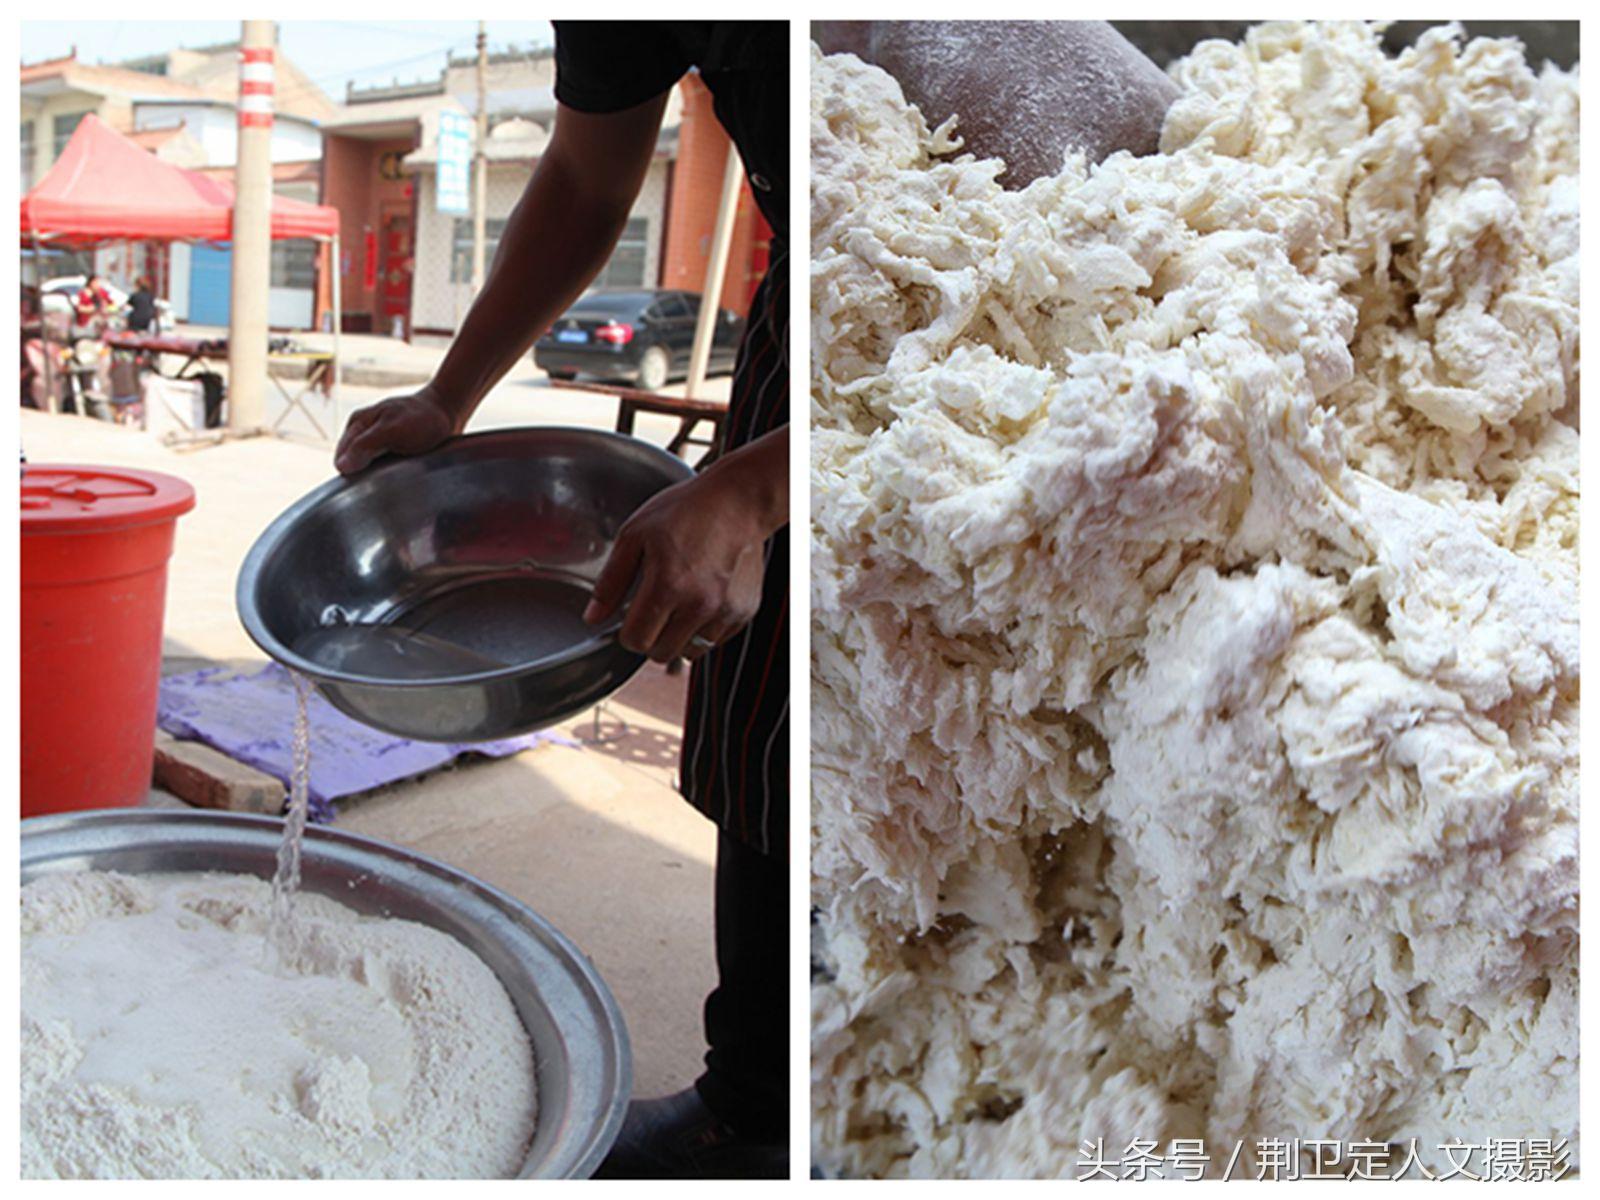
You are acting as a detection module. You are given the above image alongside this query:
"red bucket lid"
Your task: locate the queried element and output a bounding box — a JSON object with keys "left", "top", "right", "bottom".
{"left": 20, "top": 464, "right": 196, "bottom": 533}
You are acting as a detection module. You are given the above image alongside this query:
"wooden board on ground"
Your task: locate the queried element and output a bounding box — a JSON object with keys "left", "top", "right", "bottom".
{"left": 153, "top": 730, "right": 285, "bottom": 814}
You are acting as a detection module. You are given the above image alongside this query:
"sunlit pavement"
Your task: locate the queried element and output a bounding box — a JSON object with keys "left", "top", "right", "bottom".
{"left": 166, "top": 322, "right": 733, "bottom": 451}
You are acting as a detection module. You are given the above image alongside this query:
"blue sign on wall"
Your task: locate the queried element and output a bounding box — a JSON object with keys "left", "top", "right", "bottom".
{"left": 436, "top": 110, "right": 472, "bottom": 216}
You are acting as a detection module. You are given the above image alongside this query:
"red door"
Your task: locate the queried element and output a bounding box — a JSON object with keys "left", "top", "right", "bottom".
{"left": 379, "top": 209, "right": 413, "bottom": 336}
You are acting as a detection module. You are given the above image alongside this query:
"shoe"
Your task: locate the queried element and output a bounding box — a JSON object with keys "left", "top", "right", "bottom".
{"left": 593, "top": 1088, "right": 788, "bottom": 1179}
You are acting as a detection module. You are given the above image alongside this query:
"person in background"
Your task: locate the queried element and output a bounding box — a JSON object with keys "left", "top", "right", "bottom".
{"left": 334, "top": 20, "right": 789, "bottom": 1181}
{"left": 126, "top": 275, "right": 158, "bottom": 334}
{"left": 21, "top": 284, "right": 42, "bottom": 408}
{"left": 72, "top": 274, "right": 114, "bottom": 330}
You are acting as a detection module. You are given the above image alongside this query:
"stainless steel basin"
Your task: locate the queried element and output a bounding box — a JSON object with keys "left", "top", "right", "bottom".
{"left": 21, "top": 808, "right": 631, "bottom": 1179}
{"left": 236, "top": 427, "right": 693, "bottom": 742}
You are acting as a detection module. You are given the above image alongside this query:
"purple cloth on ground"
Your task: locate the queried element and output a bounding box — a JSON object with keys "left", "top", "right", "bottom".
{"left": 158, "top": 663, "right": 574, "bottom": 822}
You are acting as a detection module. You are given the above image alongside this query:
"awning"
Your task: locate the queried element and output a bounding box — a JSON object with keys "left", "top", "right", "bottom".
{"left": 21, "top": 113, "right": 339, "bottom": 244}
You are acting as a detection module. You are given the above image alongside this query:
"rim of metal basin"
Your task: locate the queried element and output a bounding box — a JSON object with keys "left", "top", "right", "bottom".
{"left": 236, "top": 426, "right": 692, "bottom": 690}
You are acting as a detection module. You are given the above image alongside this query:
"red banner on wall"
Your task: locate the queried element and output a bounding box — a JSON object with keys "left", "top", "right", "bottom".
{"left": 363, "top": 229, "right": 378, "bottom": 290}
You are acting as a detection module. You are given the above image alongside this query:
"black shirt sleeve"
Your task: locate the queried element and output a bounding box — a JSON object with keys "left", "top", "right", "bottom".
{"left": 553, "top": 22, "right": 693, "bottom": 114}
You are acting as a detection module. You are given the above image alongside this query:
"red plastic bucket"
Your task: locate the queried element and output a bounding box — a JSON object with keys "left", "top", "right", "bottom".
{"left": 21, "top": 464, "right": 195, "bottom": 816}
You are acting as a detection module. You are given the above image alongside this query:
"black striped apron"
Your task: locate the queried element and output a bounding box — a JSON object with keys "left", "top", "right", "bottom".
{"left": 680, "top": 245, "right": 789, "bottom": 856}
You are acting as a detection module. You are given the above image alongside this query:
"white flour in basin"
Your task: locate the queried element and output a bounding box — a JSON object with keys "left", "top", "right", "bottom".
{"left": 21, "top": 871, "right": 538, "bottom": 1179}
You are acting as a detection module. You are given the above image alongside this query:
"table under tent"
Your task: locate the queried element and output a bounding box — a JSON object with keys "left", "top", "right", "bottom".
{"left": 20, "top": 113, "right": 343, "bottom": 433}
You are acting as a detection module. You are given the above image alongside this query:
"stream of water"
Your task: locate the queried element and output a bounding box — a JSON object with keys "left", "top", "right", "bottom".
{"left": 267, "top": 671, "right": 314, "bottom": 959}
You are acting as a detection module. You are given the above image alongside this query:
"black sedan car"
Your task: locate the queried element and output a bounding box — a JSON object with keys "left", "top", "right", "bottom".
{"left": 533, "top": 289, "right": 744, "bottom": 391}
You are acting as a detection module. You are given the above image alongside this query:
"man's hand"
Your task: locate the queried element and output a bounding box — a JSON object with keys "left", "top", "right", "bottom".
{"left": 334, "top": 385, "right": 460, "bottom": 475}
{"left": 584, "top": 463, "right": 775, "bottom": 664}
{"left": 813, "top": 21, "right": 1177, "bottom": 185}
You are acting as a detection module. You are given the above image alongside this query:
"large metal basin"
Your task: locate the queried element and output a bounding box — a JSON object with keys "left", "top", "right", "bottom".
{"left": 236, "top": 427, "right": 693, "bottom": 742}
{"left": 21, "top": 808, "right": 631, "bottom": 1179}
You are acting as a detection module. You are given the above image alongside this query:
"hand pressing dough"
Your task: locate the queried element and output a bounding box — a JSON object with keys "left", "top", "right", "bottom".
{"left": 810, "top": 20, "right": 1577, "bottom": 1179}
{"left": 813, "top": 21, "right": 1179, "bottom": 183}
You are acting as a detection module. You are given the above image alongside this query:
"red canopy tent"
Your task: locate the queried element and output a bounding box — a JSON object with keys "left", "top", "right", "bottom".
{"left": 21, "top": 113, "right": 344, "bottom": 391}
{"left": 21, "top": 113, "right": 338, "bottom": 243}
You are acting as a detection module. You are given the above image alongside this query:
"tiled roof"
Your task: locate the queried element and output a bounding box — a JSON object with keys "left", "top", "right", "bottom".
{"left": 22, "top": 48, "right": 336, "bottom": 122}
{"left": 21, "top": 57, "right": 211, "bottom": 99}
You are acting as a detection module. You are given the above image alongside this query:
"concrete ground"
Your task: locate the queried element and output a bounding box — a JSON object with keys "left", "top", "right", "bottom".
{"left": 22, "top": 350, "right": 723, "bottom": 1099}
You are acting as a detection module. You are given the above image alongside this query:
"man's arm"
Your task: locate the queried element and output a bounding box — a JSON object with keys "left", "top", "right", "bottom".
{"left": 429, "top": 95, "right": 670, "bottom": 419}
{"left": 335, "top": 94, "right": 668, "bottom": 472}
{"left": 585, "top": 424, "right": 789, "bottom": 663}
{"left": 332, "top": 77, "right": 786, "bottom": 666}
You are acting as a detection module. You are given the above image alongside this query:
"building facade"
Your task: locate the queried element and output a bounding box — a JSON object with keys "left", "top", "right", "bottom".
{"left": 20, "top": 38, "right": 334, "bottom": 329}
{"left": 319, "top": 45, "right": 770, "bottom": 343}
{"left": 22, "top": 36, "right": 774, "bottom": 344}
{"left": 403, "top": 119, "right": 674, "bottom": 337}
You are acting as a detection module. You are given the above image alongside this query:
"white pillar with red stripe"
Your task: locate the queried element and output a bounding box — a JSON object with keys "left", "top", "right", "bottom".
{"left": 227, "top": 21, "right": 275, "bottom": 431}
{"left": 238, "top": 44, "right": 275, "bottom": 130}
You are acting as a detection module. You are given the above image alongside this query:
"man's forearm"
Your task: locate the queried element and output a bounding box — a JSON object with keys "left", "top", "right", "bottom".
{"left": 702, "top": 425, "right": 789, "bottom": 539}
{"left": 428, "top": 98, "right": 668, "bottom": 425}
{"left": 429, "top": 158, "right": 631, "bottom": 421}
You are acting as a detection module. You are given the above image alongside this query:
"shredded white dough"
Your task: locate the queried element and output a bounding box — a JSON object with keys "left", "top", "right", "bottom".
{"left": 810, "top": 20, "right": 1577, "bottom": 1179}
{"left": 22, "top": 871, "right": 538, "bottom": 1179}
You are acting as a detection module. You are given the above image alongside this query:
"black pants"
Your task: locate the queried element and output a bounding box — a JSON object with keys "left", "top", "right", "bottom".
{"left": 694, "top": 831, "right": 788, "bottom": 1142}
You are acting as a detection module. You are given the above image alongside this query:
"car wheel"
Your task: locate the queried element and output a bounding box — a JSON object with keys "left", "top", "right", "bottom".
{"left": 637, "top": 345, "right": 669, "bottom": 392}
{"left": 547, "top": 369, "right": 576, "bottom": 382}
